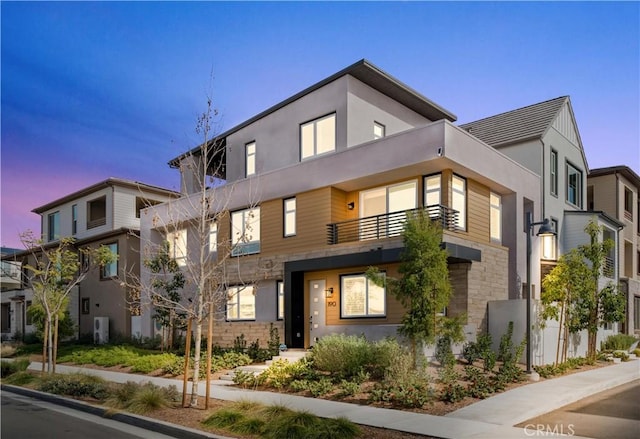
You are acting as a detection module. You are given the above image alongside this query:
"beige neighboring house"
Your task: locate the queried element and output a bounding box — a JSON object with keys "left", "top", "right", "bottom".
{"left": 588, "top": 165, "right": 640, "bottom": 335}
{"left": 141, "top": 59, "right": 542, "bottom": 352}
{"left": 0, "top": 178, "right": 178, "bottom": 341}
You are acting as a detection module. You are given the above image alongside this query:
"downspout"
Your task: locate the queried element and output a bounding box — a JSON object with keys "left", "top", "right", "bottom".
{"left": 541, "top": 140, "right": 546, "bottom": 219}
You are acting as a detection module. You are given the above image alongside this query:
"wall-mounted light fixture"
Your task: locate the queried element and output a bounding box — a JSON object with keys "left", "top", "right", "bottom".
{"left": 325, "top": 287, "right": 334, "bottom": 298}
{"left": 347, "top": 202, "right": 355, "bottom": 210}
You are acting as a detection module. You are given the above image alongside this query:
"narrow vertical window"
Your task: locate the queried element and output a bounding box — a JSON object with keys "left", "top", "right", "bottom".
{"left": 246, "top": 141, "right": 256, "bottom": 177}
{"left": 209, "top": 221, "right": 218, "bottom": 253}
{"left": 48, "top": 212, "right": 60, "bottom": 241}
{"left": 101, "top": 242, "right": 118, "bottom": 278}
{"left": 167, "top": 229, "right": 187, "bottom": 266}
{"left": 452, "top": 175, "right": 466, "bottom": 230}
{"left": 550, "top": 149, "right": 558, "bottom": 196}
{"left": 373, "top": 122, "right": 385, "bottom": 140}
{"left": 566, "top": 162, "right": 583, "bottom": 207}
{"left": 284, "top": 197, "right": 296, "bottom": 237}
{"left": 71, "top": 204, "right": 78, "bottom": 235}
{"left": 624, "top": 187, "right": 633, "bottom": 221}
{"left": 277, "top": 281, "right": 284, "bottom": 320}
{"left": 424, "top": 174, "right": 442, "bottom": 210}
{"left": 490, "top": 192, "right": 501, "bottom": 243}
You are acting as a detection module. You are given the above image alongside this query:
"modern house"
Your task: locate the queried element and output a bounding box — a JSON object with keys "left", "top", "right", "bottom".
{"left": 588, "top": 165, "right": 640, "bottom": 335}
{"left": 0, "top": 178, "right": 178, "bottom": 341}
{"left": 140, "top": 60, "right": 542, "bottom": 351}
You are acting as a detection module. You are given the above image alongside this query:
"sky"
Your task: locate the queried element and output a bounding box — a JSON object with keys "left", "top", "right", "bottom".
{"left": 1, "top": 1, "right": 638, "bottom": 249}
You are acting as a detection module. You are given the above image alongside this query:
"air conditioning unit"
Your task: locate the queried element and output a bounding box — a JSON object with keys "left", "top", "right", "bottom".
{"left": 94, "top": 317, "right": 109, "bottom": 344}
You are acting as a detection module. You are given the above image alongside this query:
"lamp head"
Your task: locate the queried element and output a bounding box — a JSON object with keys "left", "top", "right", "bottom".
{"left": 536, "top": 218, "right": 556, "bottom": 237}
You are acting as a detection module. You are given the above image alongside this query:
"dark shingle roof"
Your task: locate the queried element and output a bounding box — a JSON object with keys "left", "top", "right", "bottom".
{"left": 459, "top": 96, "right": 568, "bottom": 147}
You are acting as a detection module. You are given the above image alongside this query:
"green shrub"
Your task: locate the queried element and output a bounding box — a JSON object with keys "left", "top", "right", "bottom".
{"left": 130, "top": 353, "right": 180, "bottom": 374}
{"left": 497, "top": 322, "right": 515, "bottom": 363}
{"left": 613, "top": 351, "right": 630, "bottom": 361}
{"left": 3, "top": 371, "right": 36, "bottom": 386}
{"left": 483, "top": 351, "right": 496, "bottom": 372}
{"left": 0, "top": 357, "right": 30, "bottom": 378}
{"left": 38, "top": 373, "right": 110, "bottom": 400}
{"left": 440, "top": 382, "right": 467, "bottom": 403}
{"left": 310, "top": 334, "right": 374, "bottom": 378}
{"left": 203, "top": 409, "right": 246, "bottom": 428}
{"left": 307, "top": 378, "right": 333, "bottom": 397}
{"left": 601, "top": 334, "right": 638, "bottom": 351}
{"left": 127, "top": 383, "right": 176, "bottom": 414}
{"left": 337, "top": 379, "right": 361, "bottom": 398}
{"left": 435, "top": 335, "right": 456, "bottom": 367}
{"left": 462, "top": 341, "right": 480, "bottom": 364}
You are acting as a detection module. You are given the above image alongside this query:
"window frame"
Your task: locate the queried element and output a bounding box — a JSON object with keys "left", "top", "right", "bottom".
{"left": 231, "top": 207, "right": 261, "bottom": 256}
{"left": 48, "top": 211, "right": 60, "bottom": 242}
{"left": 490, "top": 192, "right": 502, "bottom": 243}
{"left": 277, "top": 281, "right": 284, "bottom": 320}
{"left": 624, "top": 187, "right": 633, "bottom": 221}
{"left": 167, "top": 229, "right": 187, "bottom": 266}
{"left": 452, "top": 174, "right": 467, "bottom": 231}
{"left": 283, "top": 197, "right": 296, "bottom": 237}
{"left": 72, "top": 204, "right": 78, "bottom": 235}
{"left": 87, "top": 195, "right": 107, "bottom": 229}
{"left": 226, "top": 285, "right": 256, "bottom": 321}
{"left": 246, "top": 141, "right": 256, "bottom": 177}
{"left": 550, "top": 148, "right": 558, "bottom": 197}
{"left": 101, "top": 242, "right": 118, "bottom": 279}
{"left": 81, "top": 298, "right": 90, "bottom": 315}
{"left": 565, "top": 162, "right": 583, "bottom": 208}
{"left": 300, "top": 113, "right": 336, "bottom": 160}
{"left": 208, "top": 221, "right": 218, "bottom": 254}
{"left": 340, "top": 272, "right": 386, "bottom": 319}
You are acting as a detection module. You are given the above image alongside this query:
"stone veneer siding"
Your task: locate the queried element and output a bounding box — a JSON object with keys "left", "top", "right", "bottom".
{"left": 211, "top": 321, "right": 284, "bottom": 348}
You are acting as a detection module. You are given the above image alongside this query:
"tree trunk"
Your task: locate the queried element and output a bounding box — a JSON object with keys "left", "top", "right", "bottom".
{"left": 189, "top": 318, "right": 203, "bottom": 407}
{"left": 42, "top": 319, "right": 48, "bottom": 374}
{"left": 205, "top": 303, "right": 213, "bottom": 409}
{"left": 182, "top": 318, "right": 192, "bottom": 407}
{"left": 47, "top": 315, "right": 54, "bottom": 373}
{"left": 52, "top": 315, "right": 59, "bottom": 373}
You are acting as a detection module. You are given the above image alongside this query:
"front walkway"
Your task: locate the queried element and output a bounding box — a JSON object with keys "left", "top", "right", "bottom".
{"left": 22, "top": 359, "right": 639, "bottom": 439}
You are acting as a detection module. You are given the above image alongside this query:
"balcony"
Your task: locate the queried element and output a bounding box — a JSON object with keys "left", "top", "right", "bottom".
{"left": 603, "top": 256, "right": 615, "bottom": 279}
{"left": 327, "top": 205, "right": 459, "bottom": 245}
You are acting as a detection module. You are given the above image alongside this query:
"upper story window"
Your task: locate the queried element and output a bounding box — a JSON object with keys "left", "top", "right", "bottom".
{"left": 246, "top": 141, "right": 256, "bottom": 177}
{"left": 542, "top": 219, "right": 558, "bottom": 260}
{"left": 550, "top": 149, "right": 558, "bottom": 197}
{"left": 490, "top": 192, "right": 502, "bottom": 243}
{"left": 167, "top": 229, "right": 187, "bottom": 266}
{"left": 231, "top": 207, "right": 261, "bottom": 256}
{"left": 360, "top": 180, "right": 417, "bottom": 240}
{"left": 227, "top": 285, "right": 255, "bottom": 321}
{"left": 48, "top": 211, "right": 60, "bottom": 242}
{"left": 209, "top": 221, "right": 218, "bottom": 253}
{"left": 87, "top": 196, "right": 107, "bottom": 229}
{"left": 284, "top": 198, "right": 296, "bottom": 237}
{"left": 300, "top": 113, "right": 335, "bottom": 160}
{"left": 452, "top": 175, "right": 466, "bottom": 230}
{"left": 71, "top": 204, "right": 78, "bottom": 235}
{"left": 373, "top": 122, "right": 385, "bottom": 140}
{"left": 624, "top": 187, "right": 633, "bottom": 221}
{"left": 277, "top": 281, "right": 284, "bottom": 320}
{"left": 101, "top": 242, "right": 118, "bottom": 279}
{"left": 341, "top": 273, "right": 386, "bottom": 318}
{"left": 424, "top": 174, "right": 441, "bottom": 207}
{"left": 566, "top": 162, "right": 583, "bottom": 208}
{"left": 136, "top": 197, "right": 161, "bottom": 219}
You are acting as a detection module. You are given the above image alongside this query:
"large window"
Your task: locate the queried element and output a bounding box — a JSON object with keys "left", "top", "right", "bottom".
{"left": 87, "top": 196, "right": 107, "bottom": 229}
{"left": 101, "top": 242, "right": 118, "bottom": 279}
{"left": 452, "top": 175, "right": 466, "bottom": 230}
{"left": 284, "top": 198, "right": 296, "bottom": 237}
{"left": 300, "top": 113, "right": 335, "bottom": 160}
{"left": 231, "top": 207, "right": 261, "bottom": 256}
{"left": 341, "top": 273, "right": 386, "bottom": 318}
{"left": 566, "top": 163, "right": 583, "bottom": 207}
{"left": 360, "top": 180, "right": 417, "bottom": 240}
{"left": 542, "top": 219, "right": 558, "bottom": 260}
{"left": 277, "top": 281, "right": 284, "bottom": 320}
{"left": 490, "top": 192, "right": 501, "bottom": 243}
{"left": 246, "top": 141, "right": 256, "bottom": 177}
{"left": 424, "top": 174, "right": 441, "bottom": 207}
{"left": 550, "top": 149, "right": 558, "bottom": 196}
{"left": 48, "top": 211, "right": 60, "bottom": 241}
{"left": 167, "top": 229, "right": 187, "bottom": 266}
{"left": 208, "top": 221, "right": 218, "bottom": 253}
{"left": 226, "top": 285, "right": 256, "bottom": 321}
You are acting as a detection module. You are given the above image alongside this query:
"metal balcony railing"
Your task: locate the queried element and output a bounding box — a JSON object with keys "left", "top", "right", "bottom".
{"left": 327, "top": 205, "right": 459, "bottom": 245}
{"left": 602, "top": 256, "right": 615, "bottom": 279}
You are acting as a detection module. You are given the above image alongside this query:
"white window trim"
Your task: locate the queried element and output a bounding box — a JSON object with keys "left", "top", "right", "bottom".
{"left": 246, "top": 141, "right": 256, "bottom": 177}
{"left": 208, "top": 221, "right": 218, "bottom": 253}
{"left": 277, "top": 281, "right": 284, "bottom": 320}
{"left": 284, "top": 197, "right": 296, "bottom": 237}
{"left": 550, "top": 149, "right": 558, "bottom": 197}
{"left": 340, "top": 273, "right": 386, "bottom": 318}
{"left": 490, "top": 192, "right": 502, "bottom": 243}
{"left": 566, "top": 162, "right": 583, "bottom": 208}
{"left": 452, "top": 174, "right": 466, "bottom": 231}
{"left": 167, "top": 229, "right": 187, "bottom": 266}
{"left": 226, "top": 285, "right": 256, "bottom": 321}
{"left": 300, "top": 113, "right": 336, "bottom": 160}
{"left": 373, "top": 121, "right": 385, "bottom": 140}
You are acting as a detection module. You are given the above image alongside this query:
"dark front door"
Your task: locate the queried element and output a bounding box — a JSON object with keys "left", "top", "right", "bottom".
{"left": 289, "top": 271, "right": 305, "bottom": 348}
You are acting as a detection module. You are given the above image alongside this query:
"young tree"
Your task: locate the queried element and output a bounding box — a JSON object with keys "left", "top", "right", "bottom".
{"left": 368, "top": 210, "right": 463, "bottom": 360}
{"left": 19, "top": 231, "right": 116, "bottom": 373}
{"left": 540, "top": 220, "right": 625, "bottom": 361}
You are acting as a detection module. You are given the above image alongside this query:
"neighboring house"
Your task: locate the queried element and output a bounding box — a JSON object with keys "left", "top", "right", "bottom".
{"left": 1, "top": 247, "right": 23, "bottom": 338}
{"left": 0, "top": 178, "right": 178, "bottom": 341}
{"left": 461, "top": 97, "right": 622, "bottom": 359}
{"left": 141, "top": 60, "right": 542, "bottom": 350}
{"left": 588, "top": 165, "right": 640, "bottom": 335}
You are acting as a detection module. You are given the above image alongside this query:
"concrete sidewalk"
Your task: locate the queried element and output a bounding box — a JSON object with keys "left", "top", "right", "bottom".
{"left": 19, "top": 359, "right": 639, "bottom": 439}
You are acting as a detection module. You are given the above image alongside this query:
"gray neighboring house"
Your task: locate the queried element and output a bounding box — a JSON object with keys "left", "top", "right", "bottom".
{"left": 588, "top": 165, "right": 640, "bottom": 335}
{"left": 0, "top": 178, "right": 178, "bottom": 341}
{"left": 461, "top": 97, "right": 622, "bottom": 360}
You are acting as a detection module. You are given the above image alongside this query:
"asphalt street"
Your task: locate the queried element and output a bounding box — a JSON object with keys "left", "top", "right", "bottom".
{"left": 516, "top": 380, "right": 640, "bottom": 439}
{"left": 1, "top": 392, "right": 179, "bottom": 439}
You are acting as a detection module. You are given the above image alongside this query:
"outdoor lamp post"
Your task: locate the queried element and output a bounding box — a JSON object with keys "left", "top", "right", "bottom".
{"left": 525, "top": 212, "right": 556, "bottom": 374}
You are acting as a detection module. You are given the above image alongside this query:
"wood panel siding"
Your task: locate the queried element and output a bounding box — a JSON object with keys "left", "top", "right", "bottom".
{"left": 467, "top": 179, "right": 490, "bottom": 242}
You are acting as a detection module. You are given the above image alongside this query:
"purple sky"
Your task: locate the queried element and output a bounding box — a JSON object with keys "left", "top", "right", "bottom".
{"left": 2, "top": 1, "right": 638, "bottom": 249}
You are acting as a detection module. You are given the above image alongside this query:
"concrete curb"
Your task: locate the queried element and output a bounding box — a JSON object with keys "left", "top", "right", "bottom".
{"left": 1, "top": 384, "right": 231, "bottom": 439}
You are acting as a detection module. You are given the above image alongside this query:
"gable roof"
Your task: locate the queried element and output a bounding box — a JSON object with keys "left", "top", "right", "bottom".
{"left": 459, "top": 96, "right": 569, "bottom": 147}
{"left": 169, "top": 59, "right": 457, "bottom": 167}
